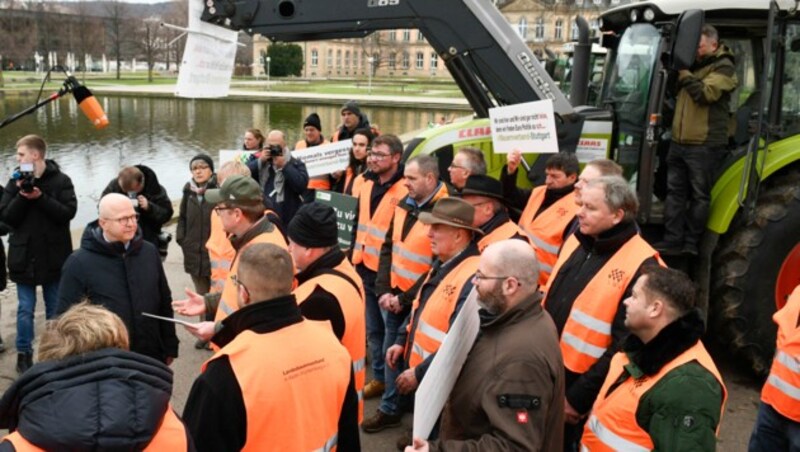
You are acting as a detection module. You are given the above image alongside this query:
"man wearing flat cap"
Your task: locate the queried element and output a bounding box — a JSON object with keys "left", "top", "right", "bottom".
{"left": 171, "top": 175, "right": 287, "bottom": 342}
{"left": 289, "top": 202, "right": 367, "bottom": 423}
{"left": 459, "top": 175, "right": 532, "bottom": 252}
{"left": 333, "top": 100, "right": 373, "bottom": 142}
{"left": 368, "top": 197, "right": 481, "bottom": 435}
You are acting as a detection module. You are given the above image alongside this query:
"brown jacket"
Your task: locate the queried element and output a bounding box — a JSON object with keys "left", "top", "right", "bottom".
{"left": 431, "top": 292, "right": 565, "bottom": 451}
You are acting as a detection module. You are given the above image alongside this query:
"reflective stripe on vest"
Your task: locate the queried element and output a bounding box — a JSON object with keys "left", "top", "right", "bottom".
{"left": 313, "top": 432, "right": 338, "bottom": 452}
{"left": 351, "top": 177, "right": 408, "bottom": 270}
{"left": 203, "top": 323, "right": 351, "bottom": 451}
{"left": 518, "top": 186, "right": 578, "bottom": 287}
{"left": 294, "top": 258, "right": 367, "bottom": 423}
{"left": 477, "top": 220, "right": 533, "bottom": 253}
{"left": 214, "top": 229, "right": 288, "bottom": 324}
{"left": 3, "top": 406, "right": 189, "bottom": 451}
{"left": 389, "top": 186, "right": 447, "bottom": 291}
{"left": 408, "top": 255, "right": 480, "bottom": 368}
{"left": 762, "top": 286, "right": 800, "bottom": 421}
{"left": 544, "top": 234, "right": 662, "bottom": 374}
{"left": 581, "top": 341, "right": 727, "bottom": 451}
{"left": 207, "top": 212, "right": 236, "bottom": 294}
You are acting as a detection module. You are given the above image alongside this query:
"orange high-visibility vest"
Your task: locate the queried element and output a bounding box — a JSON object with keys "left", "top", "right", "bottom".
{"left": 477, "top": 219, "right": 533, "bottom": 253}
{"left": 408, "top": 255, "right": 480, "bottom": 368}
{"left": 294, "top": 258, "right": 367, "bottom": 423}
{"left": 203, "top": 322, "right": 351, "bottom": 451}
{"left": 389, "top": 185, "right": 449, "bottom": 292}
{"left": 296, "top": 139, "right": 333, "bottom": 191}
{"left": 581, "top": 341, "right": 727, "bottom": 451}
{"left": 206, "top": 212, "right": 235, "bottom": 294}
{"left": 3, "top": 406, "right": 189, "bottom": 451}
{"left": 351, "top": 177, "right": 408, "bottom": 271}
{"left": 214, "top": 229, "right": 288, "bottom": 323}
{"left": 762, "top": 286, "right": 800, "bottom": 421}
{"left": 344, "top": 168, "right": 366, "bottom": 197}
{"left": 518, "top": 186, "right": 578, "bottom": 286}
{"left": 543, "top": 234, "right": 661, "bottom": 374}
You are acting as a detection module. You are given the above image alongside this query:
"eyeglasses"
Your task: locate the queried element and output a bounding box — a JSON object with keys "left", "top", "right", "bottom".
{"left": 473, "top": 271, "right": 520, "bottom": 285}
{"left": 231, "top": 274, "right": 250, "bottom": 299}
{"left": 367, "top": 150, "right": 391, "bottom": 160}
{"left": 104, "top": 214, "right": 139, "bottom": 225}
{"left": 449, "top": 163, "right": 467, "bottom": 171}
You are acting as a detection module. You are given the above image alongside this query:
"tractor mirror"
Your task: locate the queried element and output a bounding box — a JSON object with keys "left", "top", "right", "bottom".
{"left": 671, "top": 9, "right": 704, "bottom": 71}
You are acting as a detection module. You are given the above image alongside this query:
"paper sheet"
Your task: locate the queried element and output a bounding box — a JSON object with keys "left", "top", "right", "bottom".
{"left": 142, "top": 312, "right": 199, "bottom": 329}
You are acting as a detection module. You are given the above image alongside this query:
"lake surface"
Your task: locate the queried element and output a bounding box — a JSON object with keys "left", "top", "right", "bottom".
{"left": 0, "top": 93, "right": 463, "bottom": 226}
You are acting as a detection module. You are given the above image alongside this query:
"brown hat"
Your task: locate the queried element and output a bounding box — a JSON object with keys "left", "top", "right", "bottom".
{"left": 418, "top": 198, "right": 483, "bottom": 234}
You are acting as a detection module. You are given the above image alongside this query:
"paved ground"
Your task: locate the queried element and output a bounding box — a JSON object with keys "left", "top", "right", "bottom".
{"left": 0, "top": 223, "right": 762, "bottom": 450}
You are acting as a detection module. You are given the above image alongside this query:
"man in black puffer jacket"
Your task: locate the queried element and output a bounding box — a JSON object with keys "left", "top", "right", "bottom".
{"left": 0, "top": 134, "right": 77, "bottom": 374}
{"left": 102, "top": 164, "right": 173, "bottom": 249}
{"left": 57, "top": 193, "right": 179, "bottom": 363}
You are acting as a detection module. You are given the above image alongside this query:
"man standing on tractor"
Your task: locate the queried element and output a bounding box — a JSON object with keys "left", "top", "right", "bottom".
{"left": 659, "top": 24, "right": 737, "bottom": 256}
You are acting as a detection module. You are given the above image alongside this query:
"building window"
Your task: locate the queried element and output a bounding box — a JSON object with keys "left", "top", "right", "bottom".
{"left": 417, "top": 30, "right": 425, "bottom": 42}
{"left": 416, "top": 52, "right": 424, "bottom": 69}
{"left": 431, "top": 52, "right": 438, "bottom": 69}
{"left": 590, "top": 19, "right": 600, "bottom": 37}
{"left": 389, "top": 52, "right": 397, "bottom": 69}
{"left": 336, "top": 49, "right": 342, "bottom": 67}
{"left": 517, "top": 17, "right": 528, "bottom": 39}
{"left": 402, "top": 52, "right": 410, "bottom": 69}
{"left": 555, "top": 20, "right": 563, "bottom": 40}
{"left": 389, "top": 30, "right": 396, "bottom": 41}
{"left": 327, "top": 49, "right": 333, "bottom": 67}
{"left": 535, "top": 17, "right": 545, "bottom": 40}
{"left": 311, "top": 49, "right": 318, "bottom": 67}
{"left": 571, "top": 22, "right": 579, "bottom": 40}
{"left": 345, "top": 50, "right": 350, "bottom": 67}
{"left": 403, "top": 29, "right": 411, "bottom": 41}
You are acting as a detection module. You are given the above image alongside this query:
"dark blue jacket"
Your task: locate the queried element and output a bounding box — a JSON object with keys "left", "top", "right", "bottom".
{"left": 246, "top": 155, "right": 309, "bottom": 226}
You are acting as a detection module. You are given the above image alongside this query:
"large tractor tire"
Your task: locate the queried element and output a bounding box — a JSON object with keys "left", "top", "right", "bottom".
{"left": 710, "top": 168, "right": 800, "bottom": 376}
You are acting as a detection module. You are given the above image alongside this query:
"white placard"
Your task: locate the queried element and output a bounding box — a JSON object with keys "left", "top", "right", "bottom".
{"left": 175, "top": 0, "right": 238, "bottom": 98}
{"left": 489, "top": 100, "right": 559, "bottom": 154}
{"left": 292, "top": 140, "right": 352, "bottom": 178}
{"left": 413, "top": 288, "right": 481, "bottom": 440}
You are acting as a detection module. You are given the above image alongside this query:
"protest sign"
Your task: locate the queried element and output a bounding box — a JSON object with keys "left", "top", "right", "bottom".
{"left": 489, "top": 99, "right": 559, "bottom": 154}
{"left": 315, "top": 190, "right": 358, "bottom": 250}
{"left": 292, "top": 140, "right": 352, "bottom": 178}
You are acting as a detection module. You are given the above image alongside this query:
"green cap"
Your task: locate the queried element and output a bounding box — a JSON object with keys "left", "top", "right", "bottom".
{"left": 205, "top": 175, "right": 263, "bottom": 205}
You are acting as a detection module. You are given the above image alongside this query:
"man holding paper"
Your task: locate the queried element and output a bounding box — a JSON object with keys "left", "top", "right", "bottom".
{"left": 407, "top": 240, "right": 564, "bottom": 451}
{"left": 57, "top": 193, "right": 178, "bottom": 364}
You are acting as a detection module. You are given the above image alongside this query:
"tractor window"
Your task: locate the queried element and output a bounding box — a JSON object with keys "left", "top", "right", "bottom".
{"left": 781, "top": 23, "right": 800, "bottom": 136}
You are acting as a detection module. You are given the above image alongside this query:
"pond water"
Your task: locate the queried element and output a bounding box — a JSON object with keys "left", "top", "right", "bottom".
{"left": 0, "top": 93, "right": 463, "bottom": 226}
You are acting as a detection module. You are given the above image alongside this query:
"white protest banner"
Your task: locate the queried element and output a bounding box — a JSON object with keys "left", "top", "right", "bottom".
{"left": 175, "top": 0, "right": 238, "bottom": 98}
{"left": 413, "top": 288, "right": 481, "bottom": 440}
{"left": 292, "top": 140, "right": 352, "bottom": 178}
{"left": 489, "top": 99, "right": 559, "bottom": 154}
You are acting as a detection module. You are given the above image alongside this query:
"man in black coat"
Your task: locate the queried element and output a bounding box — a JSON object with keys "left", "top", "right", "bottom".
{"left": 57, "top": 193, "right": 179, "bottom": 364}
{"left": 0, "top": 135, "right": 77, "bottom": 374}
{"left": 246, "top": 130, "right": 309, "bottom": 226}
{"left": 102, "top": 164, "right": 173, "bottom": 249}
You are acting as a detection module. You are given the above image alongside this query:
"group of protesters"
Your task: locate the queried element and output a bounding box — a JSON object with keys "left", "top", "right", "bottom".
{"left": 0, "top": 98, "right": 796, "bottom": 452}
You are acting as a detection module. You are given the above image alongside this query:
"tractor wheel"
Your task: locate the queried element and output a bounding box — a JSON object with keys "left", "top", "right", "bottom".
{"left": 710, "top": 168, "right": 800, "bottom": 376}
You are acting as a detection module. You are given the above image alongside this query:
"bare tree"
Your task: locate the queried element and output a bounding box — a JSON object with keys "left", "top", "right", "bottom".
{"left": 134, "top": 16, "right": 164, "bottom": 82}
{"left": 162, "top": 0, "right": 188, "bottom": 72}
{"left": 105, "top": 0, "right": 130, "bottom": 79}
{"left": 360, "top": 31, "right": 408, "bottom": 76}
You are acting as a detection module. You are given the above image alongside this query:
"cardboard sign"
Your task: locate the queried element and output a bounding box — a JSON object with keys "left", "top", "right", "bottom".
{"left": 315, "top": 190, "right": 358, "bottom": 250}
{"left": 293, "top": 140, "right": 352, "bottom": 178}
{"left": 489, "top": 100, "right": 559, "bottom": 154}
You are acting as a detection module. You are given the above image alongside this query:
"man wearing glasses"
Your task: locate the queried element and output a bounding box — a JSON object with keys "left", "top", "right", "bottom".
{"left": 57, "top": 193, "right": 178, "bottom": 364}
{"left": 447, "top": 147, "right": 486, "bottom": 192}
{"left": 351, "top": 134, "right": 408, "bottom": 403}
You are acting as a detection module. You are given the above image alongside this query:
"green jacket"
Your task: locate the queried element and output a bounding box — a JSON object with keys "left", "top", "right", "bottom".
{"left": 607, "top": 310, "right": 724, "bottom": 451}
{"left": 672, "top": 45, "right": 738, "bottom": 147}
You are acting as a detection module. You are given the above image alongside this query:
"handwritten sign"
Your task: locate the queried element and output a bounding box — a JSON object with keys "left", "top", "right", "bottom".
{"left": 489, "top": 100, "right": 559, "bottom": 154}
{"left": 315, "top": 190, "right": 358, "bottom": 250}
{"left": 293, "top": 140, "right": 352, "bottom": 178}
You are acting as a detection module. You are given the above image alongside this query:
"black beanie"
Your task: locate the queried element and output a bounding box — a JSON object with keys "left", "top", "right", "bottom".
{"left": 190, "top": 154, "right": 214, "bottom": 173}
{"left": 341, "top": 100, "right": 362, "bottom": 118}
{"left": 288, "top": 202, "right": 339, "bottom": 248}
{"left": 303, "top": 113, "right": 322, "bottom": 131}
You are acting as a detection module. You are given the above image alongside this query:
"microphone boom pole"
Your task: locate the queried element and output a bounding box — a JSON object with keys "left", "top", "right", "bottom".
{"left": 0, "top": 88, "right": 68, "bottom": 130}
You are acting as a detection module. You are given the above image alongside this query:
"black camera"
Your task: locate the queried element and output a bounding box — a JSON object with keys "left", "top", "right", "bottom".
{"left": 15, "top": 163, "right": 35, "bottom": 194}
{"left": 267, "top": 144, "right": 284, "bottom": 157}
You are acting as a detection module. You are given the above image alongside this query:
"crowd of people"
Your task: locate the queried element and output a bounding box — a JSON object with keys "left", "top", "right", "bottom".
{"left": 0, "top": 74, "right": 795, "bottom": 451}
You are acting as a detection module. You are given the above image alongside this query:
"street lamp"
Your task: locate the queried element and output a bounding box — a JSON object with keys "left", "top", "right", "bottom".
{"left": 367, "top": 56, "right": 374, "bottom": 94}
{"left": 266, "top": 56, "right": 271, "bottom": 89}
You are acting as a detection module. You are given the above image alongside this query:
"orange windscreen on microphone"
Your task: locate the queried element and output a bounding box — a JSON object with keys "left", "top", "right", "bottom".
{"left": 78, "top": 96, "right": 109, "bottom": 129}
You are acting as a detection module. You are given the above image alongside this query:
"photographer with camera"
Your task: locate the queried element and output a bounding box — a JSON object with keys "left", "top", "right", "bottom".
{"left": 102, "top": 165, "right": 173, "bottom": 256}
{"left": 0, "top": 134, "right": 77, "bottom": 374}
{"left": 246, "top": 129, "right": 309, "bottom": 226}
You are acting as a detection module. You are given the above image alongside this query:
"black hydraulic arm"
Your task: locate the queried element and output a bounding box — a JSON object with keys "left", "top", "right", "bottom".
{"left": 201, "top": 0, "right": 575, "bottom": 118}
